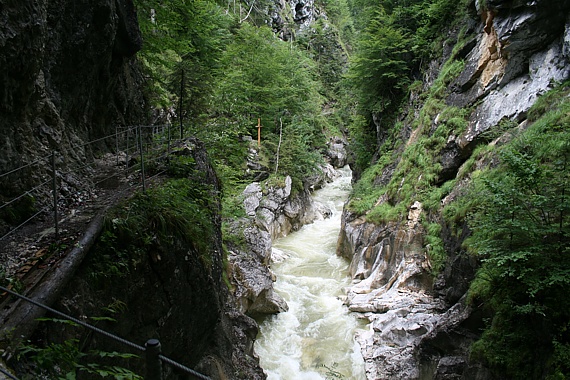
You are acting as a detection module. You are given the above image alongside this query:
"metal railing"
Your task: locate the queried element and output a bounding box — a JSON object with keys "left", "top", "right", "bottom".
{"left": 0, "top": 124, "right": 213, "bottom": 379}
{"left": 0, "top": 124, "right": 172, "bottom": 248}
{"left": 0, "top": 285, "right": 211, "bottom": 380}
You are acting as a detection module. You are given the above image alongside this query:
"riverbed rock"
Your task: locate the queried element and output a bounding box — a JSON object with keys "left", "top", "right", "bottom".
{"left": 228, "top": 167, "right": 339, "bottom": 317}
{"left": 243, "top": 183, "right": 263, "bottom": 217}
{"left": 339, "top": 202, "right": 443, "bottom": 379}
{"left": 247, "top": 175, "right": 334, "bottom": 240}
{"left": 229, "top": 249, "right": 289, "bottom": 316}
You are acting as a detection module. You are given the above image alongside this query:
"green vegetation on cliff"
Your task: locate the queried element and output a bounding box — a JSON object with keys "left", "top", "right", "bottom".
{"left": 345, "top": 0, "right": 469, "bottom": 173}
{"left": 93, "top": 176, "right": 216, "bottom": 279}
{"left": 345, "top": 22, "right": 472, "bottom": 272}
{"left": 466, "top": 84, "right": 570, "bottom": 378}
{"left": 134, "top": 0, "right": 351, "bottom": 208}
{"left": 341, "top": 0, "right": 570, "bottom": 376}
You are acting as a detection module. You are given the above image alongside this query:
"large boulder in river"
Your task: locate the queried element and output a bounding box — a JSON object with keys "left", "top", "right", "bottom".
{"left": 229, "top": 248, "right": 289, "bottom": 316}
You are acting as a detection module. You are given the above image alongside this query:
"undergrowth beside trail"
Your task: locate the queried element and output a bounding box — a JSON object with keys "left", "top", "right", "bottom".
{"left": 90, "top": 164, "right": 217, "bottom": 280}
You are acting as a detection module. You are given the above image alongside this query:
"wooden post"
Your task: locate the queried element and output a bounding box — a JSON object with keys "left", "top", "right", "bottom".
{"left": 179, "top": 69, "right": 185, "bottom": 140}
{"left": 275, "top": 118, "right": 282, "bottom": 174}
{"left": 257, "top": 118, "right": 261, "bottom": 147}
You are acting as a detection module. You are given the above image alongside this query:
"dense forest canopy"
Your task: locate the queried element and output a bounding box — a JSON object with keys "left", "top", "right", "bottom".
{"left": 134, "top": 0, "right": 350, "bottom": 200}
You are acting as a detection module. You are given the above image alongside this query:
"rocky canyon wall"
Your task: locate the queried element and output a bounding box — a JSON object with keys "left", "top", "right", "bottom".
{"left": 339, "top": 0, "right": 570, "bottom": 378}
{"left": 228, "top": 140, "right": 348, "bottom": 318}
{"left": 0, "top": 0, "right": 147, "bottom": 199}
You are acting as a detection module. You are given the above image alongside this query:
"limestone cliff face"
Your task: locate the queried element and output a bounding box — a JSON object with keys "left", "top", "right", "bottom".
{"left": 0, "top": 0, "right": 146, "bottom": 197}
{"left": 339, "top": 0, "right": 570, "bottom": 378}
{"left": 270, "top": 0, "right": 318, "bottom": 39}
{"left": 447, "top": 0, "right": 570, "bottom": 162}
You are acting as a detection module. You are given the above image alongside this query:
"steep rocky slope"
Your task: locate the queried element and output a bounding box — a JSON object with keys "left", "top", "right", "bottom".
{"left": 338, "top": 0, "right": 570, "bottom": 378}
{"left": 2, "top": 139, "right": 267, "bottom": 379}
{"left": 44, "top": 139, "right": 266, "bottom": 379}
{"left": 0, "top": 0, "right": 146, "bottom": 202}
{"left": 0, "top": 1, "right": 266, "bottom": 378}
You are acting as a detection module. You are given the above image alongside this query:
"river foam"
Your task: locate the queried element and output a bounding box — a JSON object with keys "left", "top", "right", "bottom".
{"left": 255, "top": 167, "right": 366, "bottom": 380}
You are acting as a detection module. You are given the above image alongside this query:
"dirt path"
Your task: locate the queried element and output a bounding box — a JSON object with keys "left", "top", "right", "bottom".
{"left": 0, "top": 153, "right": 143, "bottom": 336}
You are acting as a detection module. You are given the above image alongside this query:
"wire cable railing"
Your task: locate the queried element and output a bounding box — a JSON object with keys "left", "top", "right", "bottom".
{"left": 0, "top": 178, "right": 51, "bottom": 212}
{"left": 0, "top": 157, "right": 45, "bottom": 180}
{"left": 0, "top": 206, "right": 50, "bottom": 242}
{"left": 0, "top": 366, "right": 18, "bottom": 380}
{"left": 0, "top": 124, "right": 173, "bottom": 248}
{"left": 0, "top": 123, "right": 214, "bottom": 379}
{"left": 0, "top": 285, "right": 211, "bottom": 380}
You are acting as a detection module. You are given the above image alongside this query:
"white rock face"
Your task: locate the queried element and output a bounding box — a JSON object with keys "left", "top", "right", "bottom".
{"left": 244, "top": 175, "right": 335, "bottom": 240}
{"left": 243, "top": 183, "right": 263, "bottom": 216}
{"left": 355, "top": 292, "right": 444, "bottom": 379}
{"left": 455, "top": 8, "right": 570, "bottom": 149}
{"left": 339, "top": 202, "right": 444, "bottom": 379}
{"left": 230, "top": 165, "right": 339, "bottom": 317}
{"left": 467, "top": 38, "right": 570, "bottom": 141}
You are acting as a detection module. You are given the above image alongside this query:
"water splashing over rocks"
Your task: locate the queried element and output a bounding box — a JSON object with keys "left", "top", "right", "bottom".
{"left": 255, "top": 167, "right": 366, "bottom": 379}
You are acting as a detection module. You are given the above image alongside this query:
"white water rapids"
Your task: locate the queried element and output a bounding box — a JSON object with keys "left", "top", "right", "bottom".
{"left": 255, "top": 167, "right": 366, "bottom": 380}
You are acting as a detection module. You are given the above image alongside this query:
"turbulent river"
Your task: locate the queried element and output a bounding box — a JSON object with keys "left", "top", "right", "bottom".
{"left": 255, "top": 167, "right": 366, "bottom": 380}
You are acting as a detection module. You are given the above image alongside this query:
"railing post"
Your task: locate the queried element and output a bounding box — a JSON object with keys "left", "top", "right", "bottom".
{"left": 126, "top": 127, "right": 130, "bottom": 177}
{"left": 145, "top": 339, "right": 163, "bottom": 380}
{"left": 139, "top": 126, "right": 146, "bottom": 192}
{"left": 179, "top": 69, "right": 184, "bottom": 140}
{"left": 51, "top": 151, "right": 59, "bottom": 239}
{"left": 116, "top": 125, "right": 119, "bottom": 168}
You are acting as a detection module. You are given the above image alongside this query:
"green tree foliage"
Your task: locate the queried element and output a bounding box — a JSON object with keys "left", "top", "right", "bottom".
{"left": 203, "top": 22, "right": 326, "bottom": 192}
{"left": 316, "top": 0, "right": 355, "bottom": 47}
{"left": 135, "top": 0, "right": 230, "bottom": 114}
{"left": 214, "top": 23, "right": 322, "bottom": 133}
{"left": 348, "top": 9, "right": 411, "bottom": 116}
{"left": 296, "top": 18, "right": 349, "bottom": 99}
{"left": 467, "top": 86, "right": 570, "bottom": 378}
{"left": 92, "top": 176, "right": 216, "bottom": 279}
{"left": 135, "top": 0, "right": 331, "bottom": 211}
{"left": 344, "top": 0, "right": 466, "bottom": 172}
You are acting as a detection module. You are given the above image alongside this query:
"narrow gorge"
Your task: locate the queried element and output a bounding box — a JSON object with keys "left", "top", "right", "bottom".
{"left": 1, "top": 0, "right": 569, "bottom": 379}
